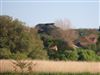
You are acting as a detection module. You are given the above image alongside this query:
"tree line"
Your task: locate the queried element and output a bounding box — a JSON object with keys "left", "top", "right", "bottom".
{"left": 0, "top": 15, "right": 100, "bottom": 61}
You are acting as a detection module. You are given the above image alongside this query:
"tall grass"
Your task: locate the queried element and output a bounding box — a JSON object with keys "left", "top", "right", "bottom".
{"left": 0, "top": 60, "right": 100, "bottom": 73}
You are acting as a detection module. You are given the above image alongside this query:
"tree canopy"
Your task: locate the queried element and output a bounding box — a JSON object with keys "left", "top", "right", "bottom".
{"left": 0, "top": 15, "right": 47, "bottom": 59}
{"left": 0, "top": 15, "right": 100, "bottom": 61}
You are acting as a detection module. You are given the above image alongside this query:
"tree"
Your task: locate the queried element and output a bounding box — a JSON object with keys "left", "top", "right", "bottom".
{"left": 54, "top": 19, "right": 78, "bottom": 49}
{"left": 0, "top": 15, "right": 48, "bottom": 59}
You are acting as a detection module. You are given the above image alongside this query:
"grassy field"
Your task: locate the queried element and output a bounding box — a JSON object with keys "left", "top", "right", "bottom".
{"left": 0, "top": 72, "right": 100, "bottom": 75}
{"left": 0, "top": 60, "right": 100, "bottom": 73}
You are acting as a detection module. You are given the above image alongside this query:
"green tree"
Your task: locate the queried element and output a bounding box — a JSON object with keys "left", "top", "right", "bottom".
{"left": 0, "top": 15, "right": 47, "bottom": 59}
{"left": 78, "top": 49, "right": 96, "bottom": 61}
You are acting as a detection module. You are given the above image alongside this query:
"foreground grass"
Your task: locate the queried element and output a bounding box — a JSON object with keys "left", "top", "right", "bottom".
{"left": 0, "top": 72, "right": 100, "bottom": 75}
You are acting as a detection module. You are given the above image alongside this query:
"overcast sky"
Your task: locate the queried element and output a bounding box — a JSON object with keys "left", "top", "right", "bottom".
{"left": 0, "top": 0, "right": 100, "bottom": 28}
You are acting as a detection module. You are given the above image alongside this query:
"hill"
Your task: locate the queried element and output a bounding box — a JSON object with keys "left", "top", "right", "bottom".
{"left": 0, "top": 15, "right": 100, "bottom": 61}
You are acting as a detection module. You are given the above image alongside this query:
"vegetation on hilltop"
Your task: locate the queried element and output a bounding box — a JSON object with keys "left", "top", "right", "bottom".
{"left": 0, "top": 15, "right": 100, "bottom": 61}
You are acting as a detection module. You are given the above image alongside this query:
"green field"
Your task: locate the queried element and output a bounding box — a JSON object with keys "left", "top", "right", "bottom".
{"left": 0, "top": 72, "right": 100, "bottom": 75}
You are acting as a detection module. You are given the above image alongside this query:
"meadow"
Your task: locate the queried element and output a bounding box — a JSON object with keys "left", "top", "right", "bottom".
{"left": 0, "top": 60, "right": 100, "bottom": 73}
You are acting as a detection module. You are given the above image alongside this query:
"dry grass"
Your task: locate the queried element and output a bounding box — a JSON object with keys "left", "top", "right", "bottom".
{"left": 0, "top": 60, "right": 100, "bottom": 73}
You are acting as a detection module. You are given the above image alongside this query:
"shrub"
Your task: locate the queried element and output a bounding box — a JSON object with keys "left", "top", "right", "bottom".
{"left": 95, "top": 55, "right": 100, "bottom": 61}
{"left": 10, "top": 52, "right": 28, "bottom": 60}
{"left": 65, "top": 50, "right": 78, "bottom": 61}
{"left": 0, "top": 48, "right": 12, "bottom": 59}
{"left": 11, "top": 60, "right": 32, "bottom": 73}
{"left": 88, "top": 44, "right": 97, "bottom": 51}
{"left": 28, "top": 49, "right": 48, "bottom": 60}
{"left": 77, "top": 48, "right": 96, "bottom": 61}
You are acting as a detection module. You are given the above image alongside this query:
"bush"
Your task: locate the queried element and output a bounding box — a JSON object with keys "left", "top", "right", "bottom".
{"left": 77, "top": 48, "right": 96, "bottom": 61}
{"left": 0, "top": 48, "right": 12, "bottom": 59}
{"left": 10, "top": 52, "right": 28, "bottom": 60}
{"left": 28, "top": 49, "right": 48, "bottom": 60}
{"left": 48, "top": 49, "right": 78, "bottom": 61}
{"left": 58, "top": 54, "right": 67, "bottom": 61}
{"left": 95, "top": 55, "right": 100, "bottom": 61}
{"left": 88, "top": 44, "right": 97, "bottom": 51}
{"left": 65, "top": 50, "right": 78, "bottom": 61}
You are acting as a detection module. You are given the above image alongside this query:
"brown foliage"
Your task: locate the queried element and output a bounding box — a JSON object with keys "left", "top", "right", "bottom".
{"left": 54, "top": 19, "right": 78, "bottom": 47}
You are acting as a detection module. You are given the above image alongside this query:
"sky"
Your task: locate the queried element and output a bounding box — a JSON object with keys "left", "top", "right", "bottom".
{"left": 0, "top": 0, "right": 100, "bottom": 28}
